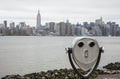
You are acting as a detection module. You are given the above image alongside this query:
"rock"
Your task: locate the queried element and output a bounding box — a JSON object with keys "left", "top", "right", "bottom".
{"left": 2, "top": 63, "right": 120, "bottom": 79}
{"left": 1, "top": 74, "right": 27, "bottom": 79}
{"left": 103, "top": 62, "right": 120, "bottom": 70}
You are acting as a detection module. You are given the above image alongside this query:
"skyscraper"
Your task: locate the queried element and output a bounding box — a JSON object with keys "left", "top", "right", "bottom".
{"left": 36, "top": 10, "right": 41, "bottom": 29}
{"left": 4, "top": 20, "right": 7, "bottom": 28}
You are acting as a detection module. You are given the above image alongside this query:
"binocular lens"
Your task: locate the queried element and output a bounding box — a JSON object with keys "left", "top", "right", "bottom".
{"left": 89, "top": 42, "right": 95, "bottom": 47}
{"left": 78, "top": 42, "right": 84, "bottom": 47}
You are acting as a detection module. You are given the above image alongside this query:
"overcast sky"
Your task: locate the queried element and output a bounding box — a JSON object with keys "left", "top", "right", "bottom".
{"left": 0, "top": 0, "right": 120, "bottom": 26}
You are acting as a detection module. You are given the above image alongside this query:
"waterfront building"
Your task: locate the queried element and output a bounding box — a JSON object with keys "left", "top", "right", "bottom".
{"left": 10, "top": 22, "right": 15, "bottom": 29}
{"left": 75, "top": 23, "right": 81, "bottom": 36}
{"left": 65, "top": 20, "right": 72, "bottom": 36}
{"left": 95, "top": 17, "right": 104, "bottom": 25}
{"left": 95, "top": 17, "right": 107, "bottom": 36}
{"left": 26, "top": 25, "right": 33, "bottom": 36}
{"left": 3, "top": 20, "right": 7, "bottom": 28}
{"left": 16, "top": 24, "right": 20, "bottom": 29}
{"left": 48, "top": 22, "right": 55, "bottom": 33}
{"left": 113, "top": 24, "right": 119, "bottom": 36}
{"left": 105, "top": 24, "right": 110, "bottom": 36}
{"left": 0, "top": 24, "right": 4, "bottom": 34}
{"left": 83, "top": 22, "right": 89, "bottom": 29}
{"left": 89, "top": 22, "right": 95, "bottom": 27}
{"left": 19, "top": 22, "right": 26, "bottom": 29}
{"left": 0, "top": 24, "right": 4, "bottom": 28}
{"left": 58, "top": 22, "right": 66, "bottom": 36}
{"left": 36, "top": 10, "right": 41, "bottom": 30}
{"left": 9, "top": 22, "right": 15, "bottom": 35}
{"left": 81, "top": 26, "right": 88, "bottom": 36}
{"left": 54, "top": 23, "right": 60, "bottom": 35}
{"left": 93, "top": 25, "right": 102, "bottom": 36}
{"left": 0, "top": 24, "right": 6, "bottom": 35}
{"left": 107, "top": 22, "right": 119, "bottom": 36}
{"left": 71, "top": 24, "right": 76, "bottom": 36}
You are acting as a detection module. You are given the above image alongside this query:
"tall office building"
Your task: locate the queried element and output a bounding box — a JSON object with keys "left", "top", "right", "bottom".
{"left": 49, "top": 22, "right": 55, "bottom": 32}
{"left": 66, "top": 20, "right": 72, "bottom": 36}
{"left": 19, "top": 22, "right": 26, "bottom": 28}
{"left": 4, "top": 20, "right": 7, "bottom": 28}
{"left": 10, "top": 22, "right": 15, "bottom": 29}
{"left": 36, "top": 10, "right": 41, "bottom": 29}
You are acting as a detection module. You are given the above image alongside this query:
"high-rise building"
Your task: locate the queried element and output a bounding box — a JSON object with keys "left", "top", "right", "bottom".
{"left": 10, "top": 22, "right": 15, "bottom": 29}
{"left": 95, "top": 17, "right": 104, "bottom": 25}
{"left": 48, "top": 22, "right": 55, "bottom": 32}
{"left": 75, "top": 23, "right": 81, "bottom": 36}
{"left": 56, "top": 22, "right": 66, "bottom": 36}
{"left": 36, "top": 10, "right": 41, "bottom": 29}
{"left": 19, "top": 22, "right": 26, "bottom": 28}
{"left": 83, "top": 22, "right": 89, "bottom": 28}
{"left": 4, "top": 20, "right": 7, "bottom": 28}
{"left": 65, "top": 20, "right": 72, "bottom": 36}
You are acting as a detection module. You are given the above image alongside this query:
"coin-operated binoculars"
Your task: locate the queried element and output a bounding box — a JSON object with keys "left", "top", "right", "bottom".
{"left": 66, "top": 37, "right": 104, "bottom": 79}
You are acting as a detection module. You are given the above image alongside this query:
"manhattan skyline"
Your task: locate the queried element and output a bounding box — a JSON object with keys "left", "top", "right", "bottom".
{"left": 0, "top": 0, "right": 120, "bottom": 26}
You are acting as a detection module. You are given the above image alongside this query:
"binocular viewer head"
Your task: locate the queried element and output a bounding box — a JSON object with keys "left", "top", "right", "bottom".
{"left": 67, "top": 37, "right": 104, "bottom": 78}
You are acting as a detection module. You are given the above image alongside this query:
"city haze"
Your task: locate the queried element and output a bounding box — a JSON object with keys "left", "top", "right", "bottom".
{"left": 0, "top": 0, "right": 120, "bottom": 26}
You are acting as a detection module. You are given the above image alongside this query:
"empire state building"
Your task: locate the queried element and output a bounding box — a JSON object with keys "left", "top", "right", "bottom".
{"left": 36, "top": 10, "right": 41, "bottom": 29}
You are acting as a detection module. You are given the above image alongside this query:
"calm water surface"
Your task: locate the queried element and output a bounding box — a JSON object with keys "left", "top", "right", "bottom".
{"left": 0, "top": 36, "right": 120, "bottom": 77}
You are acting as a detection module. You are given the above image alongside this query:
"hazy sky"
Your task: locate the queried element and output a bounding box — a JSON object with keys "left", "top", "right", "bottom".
{"left": 0, "top": 0, "right": 120, "bottom": 26}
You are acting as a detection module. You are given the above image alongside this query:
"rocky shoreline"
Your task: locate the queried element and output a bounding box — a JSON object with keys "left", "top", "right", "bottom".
{"left": 1, "top": 62, "right": 120, "bottom": 79}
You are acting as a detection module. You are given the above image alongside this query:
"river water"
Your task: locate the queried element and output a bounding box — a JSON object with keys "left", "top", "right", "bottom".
{"left": 0, "top": 36, "right": 120, "bottom": 77}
